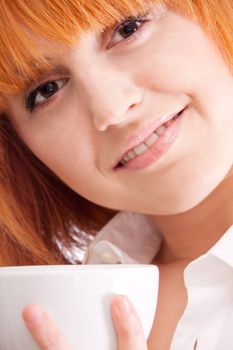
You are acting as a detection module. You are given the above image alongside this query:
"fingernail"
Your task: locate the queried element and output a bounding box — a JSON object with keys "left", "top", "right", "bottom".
{"left": 114, "top": 296, "right": 132, "bottom": 316}
{"left": 24, "top": 305, "right": 44, "bottom": 326}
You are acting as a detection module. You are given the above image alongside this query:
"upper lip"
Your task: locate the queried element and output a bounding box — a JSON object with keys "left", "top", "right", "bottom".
{"left": 113, "top": 107, "right": 186, "bottom": 168}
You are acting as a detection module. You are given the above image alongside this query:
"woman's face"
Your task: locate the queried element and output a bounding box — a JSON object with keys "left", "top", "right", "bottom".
{"left": 6, "top": 4, "right": 233, "bottom": 215}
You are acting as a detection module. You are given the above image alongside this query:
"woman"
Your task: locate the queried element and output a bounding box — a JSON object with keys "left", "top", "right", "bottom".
{"left": 0, "top": 0, "right": 232, "bottom": 348}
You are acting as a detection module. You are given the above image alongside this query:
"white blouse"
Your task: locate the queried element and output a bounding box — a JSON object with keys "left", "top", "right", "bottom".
{"left": 83, "top": 211, "right": 233, "bottom": 350}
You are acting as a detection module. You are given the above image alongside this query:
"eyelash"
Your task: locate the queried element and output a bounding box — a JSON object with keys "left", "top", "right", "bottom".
{"left": 25, "top": 11, "right": 151, "bottom": 113}
{"left": 25, "top": 78, "right": 68, "bottom": 113}
{"left": 108, "top": 11, "right": 151, "bottom": 49}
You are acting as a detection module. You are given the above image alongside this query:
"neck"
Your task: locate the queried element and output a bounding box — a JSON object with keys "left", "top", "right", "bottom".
{"left": 150, "top": 168, "right": 233, "bottom": 264}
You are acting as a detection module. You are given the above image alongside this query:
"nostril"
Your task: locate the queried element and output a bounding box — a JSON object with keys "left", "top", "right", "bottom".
{"left": 129, "top": 103, "right": 138, "bottom": 110}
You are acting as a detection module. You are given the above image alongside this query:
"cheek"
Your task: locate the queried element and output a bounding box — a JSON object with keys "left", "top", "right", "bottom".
{"left": 17, "top": 119, "right": 101, "bottom": 194}
{"left": 137, "top": 12, "right": 228, "bottom": 98}
{"left": 37, "top": 138, "right": 91, "bottom": 175}
{"left": 33, "top": 137, "right": 105, "bottom": 200}
{"left": 26, "top": 130, "right": 122, "bottom": 206}
{"left": 136, "top": 12, "right": 233, "bottom": 140}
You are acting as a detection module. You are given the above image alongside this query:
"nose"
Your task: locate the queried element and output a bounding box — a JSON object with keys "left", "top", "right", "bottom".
{"left": 80, "top": 63, "right": 143, "bottom": 131}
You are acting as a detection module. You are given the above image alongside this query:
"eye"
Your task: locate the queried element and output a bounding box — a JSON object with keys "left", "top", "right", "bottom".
{"left": 25, "top": 78, "right": 68, "bottom": 113}
{"left": 107, "top": 11, "right": 151, "bottom": 49}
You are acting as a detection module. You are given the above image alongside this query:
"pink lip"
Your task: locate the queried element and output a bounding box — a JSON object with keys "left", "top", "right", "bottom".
{"left": 113, "top": 107, "right": 186, "bottom": 169}
{"left": 115, "top": 107, "right": 186, "bottom": 171}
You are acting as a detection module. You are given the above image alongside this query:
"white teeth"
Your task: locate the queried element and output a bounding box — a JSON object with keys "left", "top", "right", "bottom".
{"left": 144, "top": 132, "right": 159, "bottom": 147}
{"left": 124, "top": 154, "right": 131, "bottom": 162}
{"left": 134, "top": 142, "right": 148, "bottom": 156}
{"left": 128, "top": 150, "right": 136, "bottom": 159}
{"left": 119, "top": 113, "right": 180, "bottom": 166}
{"left": 121, "top": 150, "right": 137, "bottom": 164}
{"left": 156, "top": 125, "right": 166, "bottom": 136}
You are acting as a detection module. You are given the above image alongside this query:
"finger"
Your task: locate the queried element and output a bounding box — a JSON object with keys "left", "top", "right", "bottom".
{"left": 22, "top": 304, "right": 72, "bottom": 350}
{"left": 111, "top": 295, "right": 147, "bottom": 350}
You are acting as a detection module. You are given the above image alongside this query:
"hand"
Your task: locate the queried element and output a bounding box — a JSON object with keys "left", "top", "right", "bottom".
{"left": 23, "top": 304, "right": 72, "bottom": 350}
{"left": 23, "top": 296, "right": 148, "bottom": 350}
{"left": 111, "top": 295, "right": 148, "bottom": 350}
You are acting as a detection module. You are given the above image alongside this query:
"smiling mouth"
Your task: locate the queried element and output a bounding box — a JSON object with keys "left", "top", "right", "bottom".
{"left": 115, "top": 109, "right": 185, "bottom": 169}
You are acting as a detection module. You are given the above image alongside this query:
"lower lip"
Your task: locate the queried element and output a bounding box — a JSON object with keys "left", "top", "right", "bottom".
{"left": 114, "top": 109, "right": 186, "bottom": 172}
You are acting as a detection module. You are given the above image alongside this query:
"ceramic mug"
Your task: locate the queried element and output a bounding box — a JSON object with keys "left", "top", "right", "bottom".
{"left": 0, "top": 264, "right": 159, "bottom": 350}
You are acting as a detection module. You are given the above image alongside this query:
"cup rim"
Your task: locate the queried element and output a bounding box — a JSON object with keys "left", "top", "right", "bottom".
{"left": 0, "top": 264, "right": 157, "bottom": 275}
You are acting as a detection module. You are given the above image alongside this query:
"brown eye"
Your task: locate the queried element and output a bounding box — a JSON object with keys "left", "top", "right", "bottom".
{"left": 118, "top": 19, "right": 139, "bottom": 39}
{"left": 108, "top": 12, "right": 150, "bottom": 48}
{"left": 26, "top": 79, "right": 67, "bottom": 112}
{"left": 39, "top": 81, "right": 59, "bottom": 98}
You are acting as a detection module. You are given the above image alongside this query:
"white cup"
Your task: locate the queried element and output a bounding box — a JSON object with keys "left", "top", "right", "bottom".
{"left": 0, "top": 264, "right": 159, "bottom": 350}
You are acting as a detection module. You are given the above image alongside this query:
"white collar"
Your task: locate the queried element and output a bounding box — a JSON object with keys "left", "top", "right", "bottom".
{"left": 84, "top": 211, "right": 233, "bottom": 268}
{"left": 84, "top": 211, "right": 162, "bottom": 264}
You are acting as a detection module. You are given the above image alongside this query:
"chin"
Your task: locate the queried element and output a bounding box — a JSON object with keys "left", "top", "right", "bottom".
{"left": 158, "top": 161, "right": 233, "bottom": 215}
{"left": 150, "top": 174, "right": 230, "bottom": 216}
{"left": 94, "top": 164, "right": 233, "bottom": 216}
{"left": 132, "top": 168, "right": 232, "bottom": 216}
{"left": 157, "top": 191, "right": 212, "bottom": 215}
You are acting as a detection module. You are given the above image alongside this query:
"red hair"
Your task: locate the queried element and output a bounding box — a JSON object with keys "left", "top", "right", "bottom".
{"left": 0, "top": 0, "right": 232, "bottom": 265}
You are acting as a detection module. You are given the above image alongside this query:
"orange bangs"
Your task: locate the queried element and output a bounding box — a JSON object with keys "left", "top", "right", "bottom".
{"left": 0, "top": 0, "right": 232, "bottom": 110}
{"left": 0, "top": 0, "right": 155, "bottom": 106}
